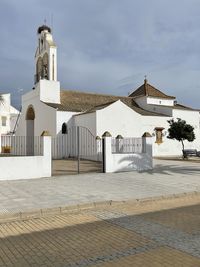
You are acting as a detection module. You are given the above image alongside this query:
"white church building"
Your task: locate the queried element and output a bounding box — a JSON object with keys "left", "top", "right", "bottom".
{"left": 16, "top": 25, "right": 200, "bottom": 157}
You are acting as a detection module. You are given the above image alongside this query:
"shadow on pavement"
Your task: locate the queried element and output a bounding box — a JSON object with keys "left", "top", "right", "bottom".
{"left": 139, "top": 163, "right": 200, "bottom": 176}
{"left": 0, "top": 203, "right": 200, "bottom": 266}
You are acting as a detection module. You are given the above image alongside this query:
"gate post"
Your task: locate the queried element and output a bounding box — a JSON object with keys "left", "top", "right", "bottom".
{"left": 41, "top": 131, "right": 52, "bottom": 177}
{"left": 102, "top": 131, "right": 112, "bottom": 173}
{"left": 142, "top": 132, "right": 153, "bottom": 169}
{"left": 77, "top": 126, "right": 80, "bottom": 174}
{"left": 0, "top": 132, "right": 1, "bottom": 154}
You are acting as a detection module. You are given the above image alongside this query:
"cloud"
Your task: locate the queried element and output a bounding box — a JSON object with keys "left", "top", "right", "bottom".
{"left": 0, "top": 0, "right": 200, "bottom": 108}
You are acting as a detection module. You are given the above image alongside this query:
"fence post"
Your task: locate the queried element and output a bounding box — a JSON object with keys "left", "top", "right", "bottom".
{"left": 102, "top": 131, "right": 112, "bottom": 173}
{"left": 41, "top": 131, "right": 52, "bottom": 177}
{"left": 142, "top": 132, "right": 153, "bottom": 168}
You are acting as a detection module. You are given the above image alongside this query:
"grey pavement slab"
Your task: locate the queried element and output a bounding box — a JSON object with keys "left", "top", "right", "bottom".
{"left": 92, "top": 209, "right": 200, "bottom": 258}
{"left": 0, "top": 159, "right": 200, "bottom": 214}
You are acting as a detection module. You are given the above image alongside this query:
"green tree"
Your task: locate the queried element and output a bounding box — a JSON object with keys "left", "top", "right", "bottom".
{"left": 167, "top": 118, "right": 195, "bottom": 157}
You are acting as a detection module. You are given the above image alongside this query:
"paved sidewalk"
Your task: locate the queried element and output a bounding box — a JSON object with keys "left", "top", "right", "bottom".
{"left": 0, "top": 198, "right": 200, "bottom": 266}
{"left": 0, "top": 159, "right": 200, "bottom": 214}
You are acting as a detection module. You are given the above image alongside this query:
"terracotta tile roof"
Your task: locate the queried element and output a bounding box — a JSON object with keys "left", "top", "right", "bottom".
{"left": 45, "top": 90, "right": 166, "bottom": 116}
{"left": 129, "top": 79, "right": 175, "bottom": 99}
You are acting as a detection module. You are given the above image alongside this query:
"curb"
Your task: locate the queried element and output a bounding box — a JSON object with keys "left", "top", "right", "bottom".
{"left": 0, "top": 191, "right": 200, "bottom": 223}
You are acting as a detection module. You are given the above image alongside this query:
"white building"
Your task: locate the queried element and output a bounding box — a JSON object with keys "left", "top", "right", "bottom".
{"left": 0, "top": 93, "right": 19, "bottom": 135}
{"left": 16, "top": 25, "right": 200, "bottom": 157}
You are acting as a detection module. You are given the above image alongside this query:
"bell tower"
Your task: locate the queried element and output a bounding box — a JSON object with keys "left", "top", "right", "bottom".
{"left": 35, "top": 25, "right": 57, "bottom": 84}
{"left": 34, "top": 25, "right": 60, "bottom": 104}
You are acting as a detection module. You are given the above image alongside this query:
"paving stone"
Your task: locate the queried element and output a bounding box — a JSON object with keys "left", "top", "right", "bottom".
{"left": 0, "top": 159, "right": 200, "bottom": 214}
{"left": 0, "top": 200, "right": 200, "bottom": 266}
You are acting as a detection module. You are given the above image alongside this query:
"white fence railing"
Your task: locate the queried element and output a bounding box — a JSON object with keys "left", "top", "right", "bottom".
{"left": 1, "top": 135, "right": 43, "bottom": 156}
{"left": 52, "top": 127, "right": 102, "bottom": 161}
{"left": 111, "top": 137, "right": 143, "bottom": 154}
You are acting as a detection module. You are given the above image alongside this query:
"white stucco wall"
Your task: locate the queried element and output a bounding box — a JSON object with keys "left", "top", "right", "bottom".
{"left": 36, "top": 79, "right": 60, "bottom": 104}
{"left": 134, "top": 96, "right": 173, "bottom": 116}
{"left": 147, "top": 97, "right": 174, "bottom": 106}
{"left": 103, "top": 136, "right": 152, "bottom": 173}
{"left": 56, "top": 111, "right": 78, "bottom": 135}
{"left": 0, "top": 136, "right": 51, "bottom": 180}
{"left": 96, "top": 101, "right": 141, "bottom": 138}
{"left": 92, "top": 100, "right": 200, "bottom": 157}
{"left": 16, "top": 88, "right": 57, "bottom": 137}
{"left": 95, "top": 100, "right": 170, "bottom": 140}
{"left": 73, "top": 112, "right": 97, "bottom": 137}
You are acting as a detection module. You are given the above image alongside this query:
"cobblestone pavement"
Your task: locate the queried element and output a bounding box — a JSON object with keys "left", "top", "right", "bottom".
{"left": 0, "top": 159, "right": 200, "bottom": 214}
{"left": 1, "top": 198, "right": 200, "bottom": 266}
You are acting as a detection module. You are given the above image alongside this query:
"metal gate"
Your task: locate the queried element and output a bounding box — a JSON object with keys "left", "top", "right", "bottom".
{"left": 52, "top": 126, "right": 102, "bottom": 173}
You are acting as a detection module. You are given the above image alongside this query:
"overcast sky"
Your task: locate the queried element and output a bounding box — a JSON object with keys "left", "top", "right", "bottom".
{"left": 1, "top": 0, "right": 200, "bottom": 109}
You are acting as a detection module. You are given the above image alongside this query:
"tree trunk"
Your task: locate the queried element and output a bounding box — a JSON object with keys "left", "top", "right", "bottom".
{"left": 181, "top": 139, "right": 186, "bottom": 159}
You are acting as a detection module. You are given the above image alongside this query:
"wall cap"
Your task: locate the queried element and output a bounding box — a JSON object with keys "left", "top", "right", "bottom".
{"left": 116, "top": 134, "right": 123, "bottom": 139}
{"left": 41, "top": 131, "right": 51, "bottom": 136}
{"left": 102, "top": 131, "right": 112, "bottom": 137}
{"left": 142, "top": 132, "right": 152, "bottom": 137}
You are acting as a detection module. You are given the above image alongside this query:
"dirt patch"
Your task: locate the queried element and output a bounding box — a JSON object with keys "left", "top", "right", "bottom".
{"left": 52, "top": 158, "right": 103, "bottom": 176}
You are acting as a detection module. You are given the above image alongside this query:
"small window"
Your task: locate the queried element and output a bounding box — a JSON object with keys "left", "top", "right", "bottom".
{"left": 2, "top": 116, "right": 7, "bottom": 126}
{"left": 62, "top": 123, "right": 68, "bottom": 134}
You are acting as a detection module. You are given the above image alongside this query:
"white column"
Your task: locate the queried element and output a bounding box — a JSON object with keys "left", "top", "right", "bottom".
{"left": 102, "top": 132, "right": 113, "bottom": 173}
{"left": 145, "top": 136, "right": 152, "bottom": 157}
{"left": 142, "top": 132, "right": 153, "bottom": 169}
{"left": 41, "top": 131, "right": 52, "bottom": 177}
{"left": 0, "top": 132, "right": 1, "bottom": 154}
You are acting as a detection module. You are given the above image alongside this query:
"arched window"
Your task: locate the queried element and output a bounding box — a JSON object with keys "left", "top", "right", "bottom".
{"left": 62, "top": 123, "right": 68, "bottom": 134}
{"left": 26, "top": 105, "right": 35, "bottom": 120}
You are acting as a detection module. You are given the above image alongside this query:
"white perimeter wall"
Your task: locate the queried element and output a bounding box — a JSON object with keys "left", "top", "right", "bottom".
{"left": 0, "top": 136, "right": 51, "bottom": 180}
{"left": 103, "top": 136, "right": 152, "bottom": 173}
